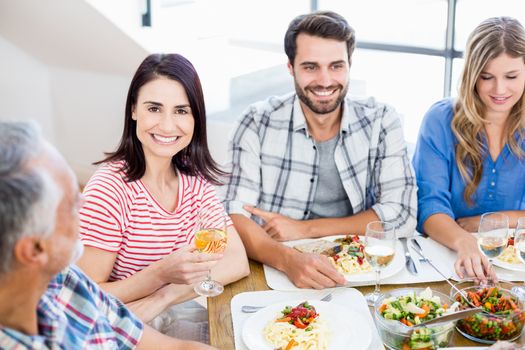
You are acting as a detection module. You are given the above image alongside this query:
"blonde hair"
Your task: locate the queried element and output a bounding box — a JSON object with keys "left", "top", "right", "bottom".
{"left": 452, "top": 16, "right": 525, "bottom": 205}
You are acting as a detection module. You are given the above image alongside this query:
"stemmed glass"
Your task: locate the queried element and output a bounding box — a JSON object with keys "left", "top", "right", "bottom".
{"left": 513, "top": 217, "right": 525, "bottom": 265}
{"left": 512, "top": 218, "right": 525, "bottom": 299}
{"left": 477, "top": 212, "right": 509, "bottom": 263}
{"left": 363, "top": 221, "right": 396, "bottom": 306}
{"left": 193, "top": 208, "right": 228, "bottom": 297}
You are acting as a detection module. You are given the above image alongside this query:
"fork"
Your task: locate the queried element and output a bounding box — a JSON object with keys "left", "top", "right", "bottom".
{"left": 240, "top": 293, "right": 333, "bottom": 313}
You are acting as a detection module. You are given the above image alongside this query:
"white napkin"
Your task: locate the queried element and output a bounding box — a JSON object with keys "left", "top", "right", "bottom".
{"left": 230, "top": 288, "right": 383, "bottom": 350}
{"left": 417, "top": 235, "right": 525, "bottom": 281}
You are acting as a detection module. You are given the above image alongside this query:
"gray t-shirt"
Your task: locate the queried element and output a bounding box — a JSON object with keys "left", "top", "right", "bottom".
{"left": 309, "top": 135, "right": 353, "bottom": 219}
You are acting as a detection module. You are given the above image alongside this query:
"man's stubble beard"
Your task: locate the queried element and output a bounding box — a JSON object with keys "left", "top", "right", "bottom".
{"left": 294, "top": 80, "right": 349, "bottom": 115}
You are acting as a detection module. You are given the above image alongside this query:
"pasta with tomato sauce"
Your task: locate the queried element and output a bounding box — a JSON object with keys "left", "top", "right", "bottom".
{"left": 262, "top": 302, "right": 330, "bottom": 350}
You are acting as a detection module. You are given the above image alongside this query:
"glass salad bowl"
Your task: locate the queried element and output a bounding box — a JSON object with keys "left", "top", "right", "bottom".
{"left": 450, "top": 279, "right": 525, "bottom": 344}
{"left": 374, "top": 288, "right": 456, "bottom": 350}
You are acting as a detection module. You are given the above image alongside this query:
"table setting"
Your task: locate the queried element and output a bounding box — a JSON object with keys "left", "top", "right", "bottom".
{"left": 263, "top": 234, "right": 525, "bottom": 292}
{"left": 215, "top": 217, "right": 525, "bottom": 350}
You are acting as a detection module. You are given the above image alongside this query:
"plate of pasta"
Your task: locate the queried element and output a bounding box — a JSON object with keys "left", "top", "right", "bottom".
{"left": 241, "top": 299, "right": 371, "bottom": 350}
{"left": 291, "top": 235, "right": 404, "bottom": 283}
{"left": 493, "top": 245, "right": 525, "bottom": 272}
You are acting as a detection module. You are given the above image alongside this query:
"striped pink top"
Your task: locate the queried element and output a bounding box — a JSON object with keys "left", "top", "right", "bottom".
{"left": 79, "top": 161, "right": 230, "bottom": 281}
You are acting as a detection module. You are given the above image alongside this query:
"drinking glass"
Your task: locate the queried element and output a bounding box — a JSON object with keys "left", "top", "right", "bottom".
{"left": 514, "top": 217, "right": 525, "bottom": 264}
{"left": 364, "top": 221, "right": 396, "bottom": 306}
{"left": 512, "top": 218, "right": 525, "bottom": 299}
{"left": 477, "top": 212, "right": 509, "bottom": 263}
{"left": 193, "top": 209, "right": 228, "bottom": 297}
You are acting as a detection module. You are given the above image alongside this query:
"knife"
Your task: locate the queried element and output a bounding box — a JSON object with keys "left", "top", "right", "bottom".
{"left": 400, "top": 237, "right": 418, "bottom": 275}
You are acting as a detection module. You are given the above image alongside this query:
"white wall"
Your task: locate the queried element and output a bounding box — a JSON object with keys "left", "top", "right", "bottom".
{"left": 49, "top": 67, "right": 132, "bottom": 184}
{"left": 0, "top": 0, "right": 150, "bottom": 185}
{"left": 0, "top": 36, "right": 137, "bottom": 185}
{"left": 0, "top": 36, "right": 55, "bottom": 142}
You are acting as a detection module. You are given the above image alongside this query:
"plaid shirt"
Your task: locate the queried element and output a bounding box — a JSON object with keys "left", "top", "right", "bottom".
{"left": 222, "top": 93, "right": 417, "bottom": 237}
{"left": 0, "top": 265, "right": 143, "bottom": 350}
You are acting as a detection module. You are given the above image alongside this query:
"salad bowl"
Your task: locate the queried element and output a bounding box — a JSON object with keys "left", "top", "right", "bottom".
{"left": 374, "top": 288, "right": 457, "bottom": 350}
{"left": 451, "top": 279, "right": 525, "bottom": 344}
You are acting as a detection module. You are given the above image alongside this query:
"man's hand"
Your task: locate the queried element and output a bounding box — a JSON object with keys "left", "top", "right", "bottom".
{"left": 454, "top": 234, "right": 495, "bottom": 282}
{"left": 244, "top": 205, "right": 308, "bottom": 241}
{"left": 282, "top": 249, "right": 346, "bottom": 289}
{"left": 156, "top": 245, "right": 223, "bottom": 285}
{"left": 487, "top": 341, "right": 523, "bottom": 350}
{"left": 456, "top": 215, "right": 482, "bottom": 233}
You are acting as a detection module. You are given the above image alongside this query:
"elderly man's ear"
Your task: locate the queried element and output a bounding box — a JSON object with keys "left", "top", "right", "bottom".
{"left": 13, "top": 237, "right": 49, "bottom": 268}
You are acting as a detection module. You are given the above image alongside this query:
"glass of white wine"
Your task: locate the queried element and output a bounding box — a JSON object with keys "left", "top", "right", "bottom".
{"left": 477, "top": 212, "right": 509, "bottom": 264}
{"left": 193, "top": 209, "right": 228, "bottom": 297}
{"left": 514, "top": 217, "right": 525, "bottom": 264}
{"left": 364, "top": 221, "right": 396, "bottom": 306}
{"left": 512, "top": 218, "right": 525, "bottom": 299}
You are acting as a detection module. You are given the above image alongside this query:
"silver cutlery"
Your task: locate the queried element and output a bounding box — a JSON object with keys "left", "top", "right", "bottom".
{"left": 400, "top": 237, "right": 418, "bottom": 275}
{"left": 241, "top": 292, "right": 333, "bottom": 313}
{"left": 391, "top": 306, "right": 483, "bottom": 332}
{"left": 412, "top": 239, "right": 429, "bottom": 263}
{"left": 410, "top": 238, "right": 477, "bottom": 308}
{"left": 413, "top": 307, "right": 483, "bottom": 328}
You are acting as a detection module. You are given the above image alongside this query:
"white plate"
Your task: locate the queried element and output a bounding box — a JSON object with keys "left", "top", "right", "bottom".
{"left": 493, "top": 257, "right": 525, "bottom": 272}
{"left": 241, "top": 299, "right": 371, "bottom": 350}
{"left": 492, "top": 242, "right": 525, "bottom": 272}
{"left": 286, "top": 236, "right": 405, "bottom": 283}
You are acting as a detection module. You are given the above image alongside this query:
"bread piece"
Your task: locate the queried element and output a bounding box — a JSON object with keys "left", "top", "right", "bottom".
{"left": 293, "top": 240, "right": 342, "bottom": 256}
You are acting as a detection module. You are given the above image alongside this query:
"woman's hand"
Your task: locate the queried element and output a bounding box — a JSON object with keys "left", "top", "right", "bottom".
{"left": 423, "top": 214, "right": 496, "bottom": 282}
{"left": 454, "top": 234, "right": 494, "bottom": 282}
{"left": 155, "top": 245, "right": 223, "bottom": 285}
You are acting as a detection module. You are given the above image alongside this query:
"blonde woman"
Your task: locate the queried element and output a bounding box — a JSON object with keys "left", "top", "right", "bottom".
{"left": 413, "top": 17, "right": 525, "bottom": 280}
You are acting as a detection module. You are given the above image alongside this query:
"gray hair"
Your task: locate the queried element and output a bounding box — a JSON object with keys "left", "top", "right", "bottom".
{"left": 0, "top": 121, "right": 62, "bottom": 274}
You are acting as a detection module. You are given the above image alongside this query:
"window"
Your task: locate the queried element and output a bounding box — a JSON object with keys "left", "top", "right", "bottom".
{"left": 149, "top": 1, "right": 525, "bottom": 143}
{"left": 319, "top": 0, "right": 448, "bottom": 49}
{"left": 352, "top": 50, "right": 444, "bottom": 143}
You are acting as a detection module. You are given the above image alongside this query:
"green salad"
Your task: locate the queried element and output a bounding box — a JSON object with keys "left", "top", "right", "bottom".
{"left": 377, "top": 288, "right": 458, "bottom": 350}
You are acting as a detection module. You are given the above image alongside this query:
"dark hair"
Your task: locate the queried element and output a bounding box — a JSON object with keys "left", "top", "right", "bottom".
{"left": 284, "top": 11, "right": 356, "bottom": 66}
{"left": 97, "top": 53, "right": 225, "bottom": 185}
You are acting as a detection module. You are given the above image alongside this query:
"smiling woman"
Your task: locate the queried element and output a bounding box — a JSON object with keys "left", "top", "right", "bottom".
{"left": 412, "top": 16, "right": 525, "bottom": 283}
{"left": 75, "top": 53, "right": 249, "bottom": 342}
{"left": 132, "top": 77, "right": 195, "bottom": 165}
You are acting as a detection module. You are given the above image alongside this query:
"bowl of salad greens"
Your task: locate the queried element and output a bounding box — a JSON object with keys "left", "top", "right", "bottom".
{"left": 451, "top": 280, "right": 525, "bottom": 344}
{"left": 375, "top": 287, "right": 457, "bottom": 350}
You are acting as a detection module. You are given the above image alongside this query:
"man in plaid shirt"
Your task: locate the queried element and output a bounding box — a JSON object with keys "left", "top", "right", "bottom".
{"left": 0, "top": 121, "right": 214, "bottom": 349}
{"left": 222, "top": 11, "right": 417, "bottom": 289}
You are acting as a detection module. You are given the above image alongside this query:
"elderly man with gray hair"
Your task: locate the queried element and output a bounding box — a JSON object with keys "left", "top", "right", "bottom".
{"left": 0, "top": 121, "right": 215, "bottom": 349}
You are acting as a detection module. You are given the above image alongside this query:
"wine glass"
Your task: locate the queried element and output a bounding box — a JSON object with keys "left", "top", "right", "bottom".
{"left": 193, "top": 208, "right": 228, "bottom": 297}
{"left": 477, "top": 212, "right": 509, "bottom": 284}
{"left": 512, "top": 217, "right": 525, "bottom": 299}
{"left": 363, "top": 221, "right": 396, "bottom": 306}
{"left": 514, "top": 217, "right": 525, "bottom": 264}
{"left": 477, "top": 212, "right": 509, "bottom": 263}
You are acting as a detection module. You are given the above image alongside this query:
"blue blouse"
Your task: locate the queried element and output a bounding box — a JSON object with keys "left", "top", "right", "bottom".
{"left": 413, "top": 98, "right": 525, "bottom": 233}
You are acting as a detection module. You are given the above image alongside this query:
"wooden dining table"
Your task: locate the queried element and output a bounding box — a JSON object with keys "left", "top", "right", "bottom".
{"left": 208, "top": 260, "right": 524, "bottom": 349}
